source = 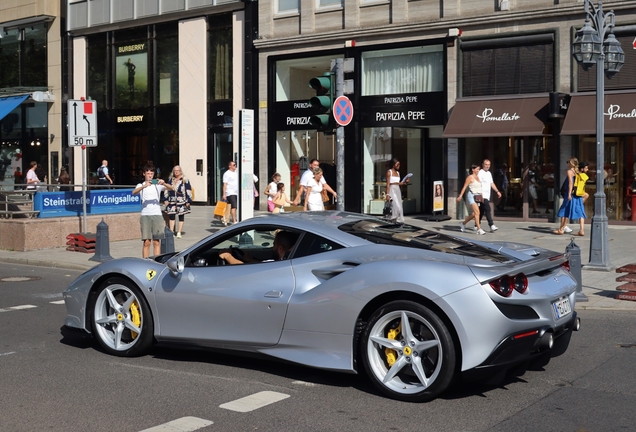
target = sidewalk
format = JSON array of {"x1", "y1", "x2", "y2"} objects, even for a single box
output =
[{"x1": 0, "y1": 206, "x2": 634, "y2": 311}]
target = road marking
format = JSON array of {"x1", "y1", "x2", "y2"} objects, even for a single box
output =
[
  {"x1": 138, "y1": 416, "x2": 213, "y2": 431},
  {"x1": 0, "y1": 305, "x2": 37, "y2": 313},
  {"x1": 292, "y1": 380, "x2": 317, "y2": 387},
  {"x1": 49, "y1": 300, "x2": 65, "y2": 305},
  {"x1": 0, "y1": 352, "x2": 16, "y2": 357},
  {"x1": 219, "y1": 391, "x2": 290, "y2": 413}
]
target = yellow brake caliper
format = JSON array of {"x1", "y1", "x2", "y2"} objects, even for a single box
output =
[
  {"x1": 130, "y1": 300, "x2": 141, "y2": 339},
  {"x1": 385, "y1": 323, "x2": 402, "y2": 366}
]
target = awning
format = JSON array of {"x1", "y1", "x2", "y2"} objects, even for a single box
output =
[
  {"x1": 442, "y1": 95, "x2": 550, "y2": 138},
  {"x1": 561, "y1": 90, "x2": 636, "y2": 135},
  {"x1": 0, "y1": 95, "x2": 29, "y2": 122}
]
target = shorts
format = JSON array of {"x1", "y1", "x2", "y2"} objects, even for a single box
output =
[
  {"x1": 465, "y1": 191, "x2": 476, "y2": 206},
  {"x1": 529, "y1": 184, "x2": 538, "y2": 200},
  {"x1": 267, "y1": 200, "x2": 275, "y2": 212},
  {"x1": 227, "y1": 195, "x2": 238, "y2": 209},
  {"x1": 140, "y1": 215, "x2": 165, "y2": 240}
]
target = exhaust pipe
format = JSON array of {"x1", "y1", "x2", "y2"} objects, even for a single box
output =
[{"x1": 539, "y1": 332, "x2": 554, "y2": 351}]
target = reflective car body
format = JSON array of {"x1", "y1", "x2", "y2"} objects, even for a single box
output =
[{"x1": 63, "y1": 211, "x2": 579, "y2": 401}]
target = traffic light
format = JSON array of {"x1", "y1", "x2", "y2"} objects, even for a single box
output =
[{"x1": 308, "y1": 72, "x2": 334, "y2": 131}]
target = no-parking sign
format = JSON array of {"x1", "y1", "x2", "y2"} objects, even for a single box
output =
[{"x1": 333, "y1": 95, "x2": 354, "y2": 126}]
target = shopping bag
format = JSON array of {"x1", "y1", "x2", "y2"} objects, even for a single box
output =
[{"x1": 214, "y1": 201, "x2": 227, "y2": 217}]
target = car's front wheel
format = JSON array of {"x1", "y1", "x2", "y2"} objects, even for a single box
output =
[
  {"x1": 361, "y1": 300, "x2": 456, "y2": 402},
  {"x1": 90, "y1": 277, "x2": 154, "y2": 357}
]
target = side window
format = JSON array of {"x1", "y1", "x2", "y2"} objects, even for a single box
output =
[
  {"x1": 188, "y1": 228, "x2": 277, "y2": 267},
  {"x1": 292, "y1": 233, "x2": 343, "y2": 259}
]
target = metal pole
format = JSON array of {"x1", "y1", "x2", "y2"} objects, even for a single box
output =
[
  {"x1": 587, "y1": 0, "x2": 612, "y2": 270},
  {"x1": 334, "y1": 58, "x2": 345, "y2": 211},
  {"x1": 82, "y1": 146, "x2": 87, "y2": 234}
]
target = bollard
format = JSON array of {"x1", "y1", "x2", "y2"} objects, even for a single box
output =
[
  {"x1": 160, "y1": 226, "x2": 175, "y2": 254},
  {"x1": 89, "y1": 218, "x2": 113, "y2": 262},
  {"x1": 565, "y1": 238, "x2": 587, "y2": 302}
]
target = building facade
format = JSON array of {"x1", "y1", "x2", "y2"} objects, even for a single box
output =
[
  {"x1": 256, "y1": 0, "x2": 636, "y2": 224},
  {"x1": 66, "y1": 0, "x2": 256, "y2": 203},
  {"x1": 0, "y1": 0, "x2": 61, "y2": 189}
]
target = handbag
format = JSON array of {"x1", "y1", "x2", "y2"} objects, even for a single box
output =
[
  {"x1": 214, "y1": 200, "x2": 228, "y2": 217},
  {"x1": 383, "y1": 200, "x2": 392, "y2": 217},
  {"x1": 321, "y1": 189, "x2": 329, "y2": 202},
  {"x1": 474, "y1": 194, "x2": 484, "y2": 203}
]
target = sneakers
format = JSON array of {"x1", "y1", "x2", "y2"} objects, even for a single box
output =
[
  {"x1": 563, "y1": 226, "x2": 573, "y2": 233},
  {"x1": 477, "y1": 229, "x2": 486, "y2": 235},
  {"x1": 490, "y1": 225, "x2": 498, "y2": 232},
  {"x1": 473, "y1": 226, "x2": 478, "y2": 231},
  {"x1": 176, "y1": 232, "x2": 182, "y2": 238},
  {"x1": 459, "y1": 222, "x2": 465, "y2": 232}
]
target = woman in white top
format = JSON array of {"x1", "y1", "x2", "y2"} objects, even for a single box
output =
[
  {"x1": 385, "y1": 158, "x2": 410, "y2": 223},
  {"x1": 264, "y1": 172, "x2": 280, "y2": 212},
  {"x1": 304, "y1": 167, "x2": 337, "y2": 211},
  {"x1": 26, "y1": 161, "x2": 40, "y2": 190},
  {"x1": 456, "y1": 164, "x2": 485, "y2": 234}
]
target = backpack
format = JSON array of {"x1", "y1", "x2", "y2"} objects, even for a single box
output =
[{"x1": 97, "y1": 166, "x2": 105, "y2": 179}]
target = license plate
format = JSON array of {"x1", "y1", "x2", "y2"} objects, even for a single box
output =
[{"x1": 552, "y1": 297, "x2": 572, "y2": 319}]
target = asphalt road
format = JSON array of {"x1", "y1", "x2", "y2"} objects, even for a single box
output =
[{"x1": 1, "y1": 263, "x2": 635, "y2": 432}]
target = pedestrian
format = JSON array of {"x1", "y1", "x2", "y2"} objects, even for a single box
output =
[
  {"x1": 495, "y1": 163, "x2": 509, "y2": 211},
  {"x1": 132, "y1": 163, "x2": 174, "y2": 258},
  {"x1": 457, "y1": 164, "x2": 485, "y2": 235},
  {"x1": 163, "y1": 165, "x2": 192, "y2": 239},
  {"x1": 385, "y1": 158, "x2": 410, "y2": 223},
  {"x1": 523, "y1": 162, "x2": 540, "y2": 213},
  {"x1": 293, "y1": 159, "x2": 323, "y2": 206},
  {"x1": 57, "y1": 167, "x2": 72, "y2": 192},
  {"x1": 265, "y1": 173, "x2": 281, "y2": 212},
  {"x1": 304, "y1": 167, "x2": 337, "y2": 211},
  {"x1": 26, "y1": 161, "x2": 40, "y2": 190},
  {"x1": 272, "y1": 182, "x2": 292, "y2": 213},
  {"x1": 222, "y1": 160, "x2": 238, "y2": 224},
  {"x1": 477, "y1": 159, "x2": 502, "y2": 232},
  {"x1": 97, "y1": 159, "x2": 113, "y2": 187},
  {"x1": 572, "y1": 161, "x2": 590, "y2": 236},
  {"x1": 554, "y1": 157, "x2": 584, "y2": 235}
]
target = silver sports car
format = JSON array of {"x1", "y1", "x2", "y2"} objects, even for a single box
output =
[{"x1": 63, "y1": 211, "x2": 580, "y2": 402}]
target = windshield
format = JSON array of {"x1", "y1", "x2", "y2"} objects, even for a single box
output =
[{"x1": 338, "y1": 220, "x2": 513, "y2": 263}]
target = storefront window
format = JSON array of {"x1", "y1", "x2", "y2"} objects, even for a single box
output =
[
  {"x1": 275, "y1": 130, "x2": 336, "y2": 203},
  {"x1": 361, "y1": 45, "x2": 443, "y2": 96},
  {"x1": 22, "y1": 24, "x2": 47, "y2": 87},
  {"x1": 362, "y1": 127, "x2": 422, "y2": 214},
  {"x1": 87, "y1": 35, "x2": 108, "y2": 109},
  {"x1": 156, "y1": 24, "x2": 179, "y2": 105},
  {"x1": 208, "y1": 16, "x2": 232, "y2": 102},
  {"x1": 464, "y1": 135, "x2": 555, "y2": 219},
  {"x1": 275, "y1": 55, "x2": 342, "y2": 102},
  {"x1": 0, "y1": 23, "x2": 47, "y2": 88}
]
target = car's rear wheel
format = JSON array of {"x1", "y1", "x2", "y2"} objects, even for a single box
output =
[
  {"x1": 90, "y1": 277, "x2": 154, "y2": 357},
  {"x1": 361, "y1": 300, "x2": 456, "y2": 402}
]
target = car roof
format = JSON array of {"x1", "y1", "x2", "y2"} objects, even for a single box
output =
[{"x1": 245, "y1": 211, "x2": 380, "y2": 246}]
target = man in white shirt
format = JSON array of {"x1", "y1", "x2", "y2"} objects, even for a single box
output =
[
  {"x1": 132, "y1": 163, "x2": 173, "y2": 258},
  {"x1": 222, "y1": 161, "x2": 239, "y2": 224},
  {"x1": 478, "y1": 159, "x2": 502, "y2": 233},
  {"x1": 292, "y1": 158, "x2": 326, "y2": 206}
]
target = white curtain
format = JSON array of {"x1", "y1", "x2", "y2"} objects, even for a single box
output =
[{"x1": 363, "y1": 52, "x2": 443, "y2": 96}]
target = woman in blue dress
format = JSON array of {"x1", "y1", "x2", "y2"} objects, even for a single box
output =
[{"x1": 554, "y1": 157, "x2": 586, "y2": 235}]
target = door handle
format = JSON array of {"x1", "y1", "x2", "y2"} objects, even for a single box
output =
[{"x1": 264, "y1": 290, "x2": 283, "y2": 298}]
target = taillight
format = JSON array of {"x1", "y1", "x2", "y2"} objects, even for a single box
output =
[
  {"x1": 562, "y1": 261, "x2": 571, "y2": 272},
  {"x1": 489, "y1": 273, "x2": 528, "y2": 297}
]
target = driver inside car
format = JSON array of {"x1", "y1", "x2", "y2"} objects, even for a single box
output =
[{"x1": 219, "y1": 230, "x2": 298, "y2": 265}]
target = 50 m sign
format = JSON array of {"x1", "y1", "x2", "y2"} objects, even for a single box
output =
[{"x1": 68, "y1": 100, "x2": 98, "y2": 147}]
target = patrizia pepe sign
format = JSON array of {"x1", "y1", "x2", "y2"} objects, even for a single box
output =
[
  {"x1": 476, "y1": 108, "x2": 520, "y2": 123},
  {"x1": 605, "y1": 104, "x2": 636, "y2": 120}
]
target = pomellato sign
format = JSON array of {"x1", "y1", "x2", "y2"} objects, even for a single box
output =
[
  {"x1": 605, "y1": 104, "x2": 636, "y2": 120},
  {"x1": 476, "y1": 108, "x2": 520, "y2": 123}
]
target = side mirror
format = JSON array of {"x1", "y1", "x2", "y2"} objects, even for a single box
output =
[{"x1": 166, "y1": 255, "x2": 184, "y2": 276}]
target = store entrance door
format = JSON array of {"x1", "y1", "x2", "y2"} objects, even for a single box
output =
[
  {"x1": 113, "y1": 132, "x2": 148, "y2": 186},
  {"x1": 208, "y1": 131, "x2": 233, "y2": 204}
]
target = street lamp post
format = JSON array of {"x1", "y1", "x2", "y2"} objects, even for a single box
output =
[{"x1": 571, "y1": 0, "x2": 625, "y2": 270}]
